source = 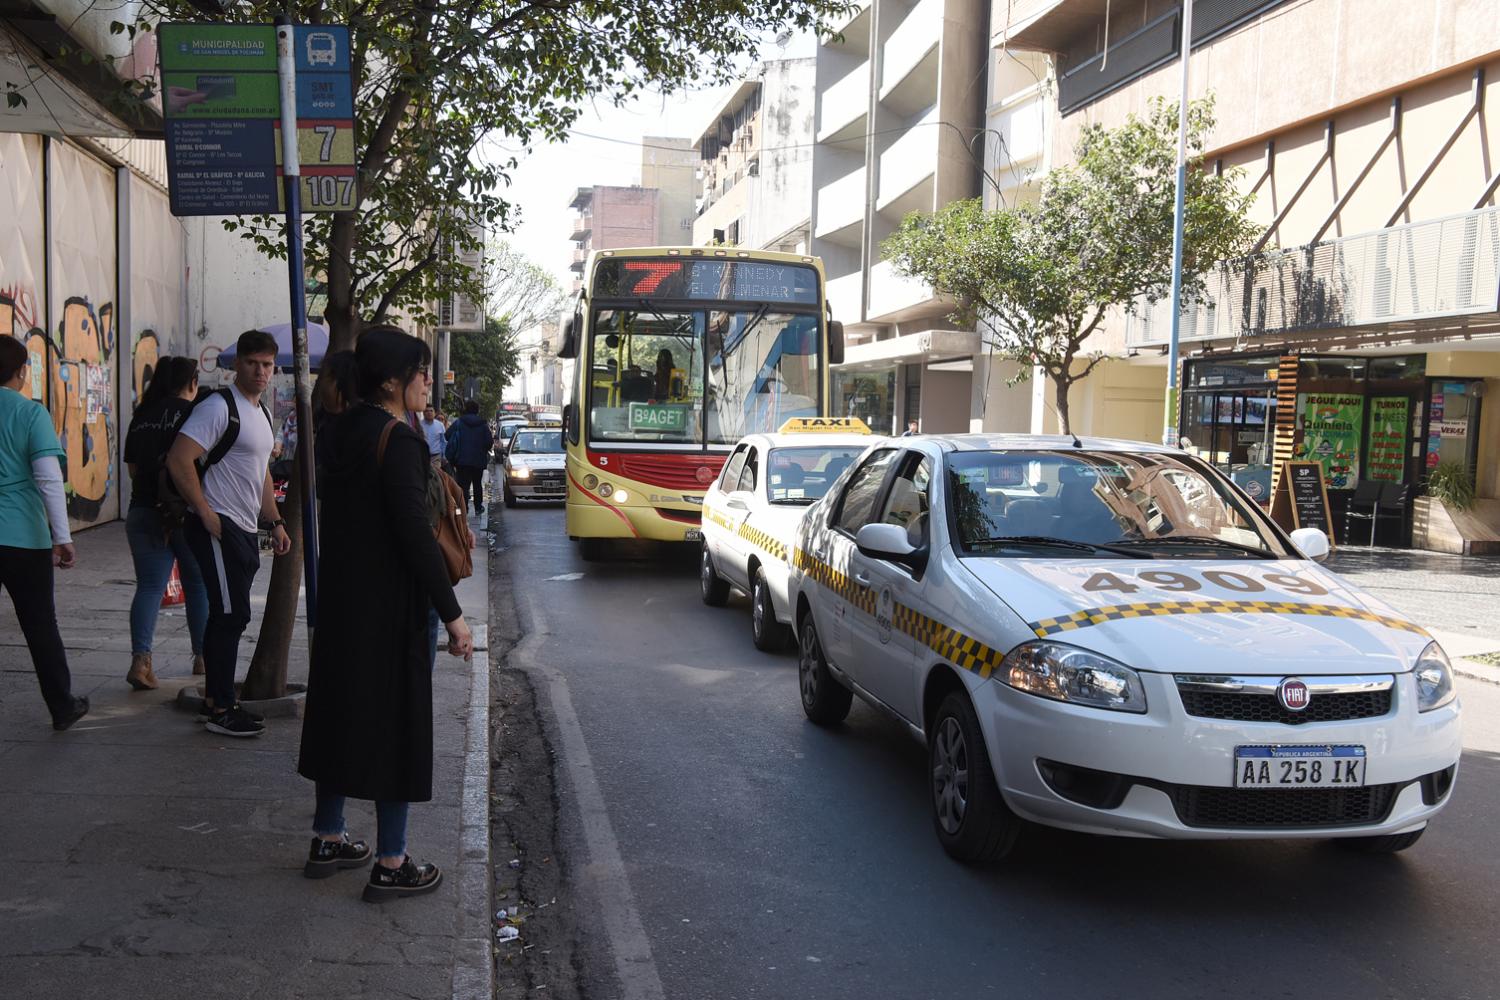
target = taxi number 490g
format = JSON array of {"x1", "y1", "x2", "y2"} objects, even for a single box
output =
[
  {"x1": 1234, "y1": 745, "x2": 1366, "y2": 788},
  {"x1": 1082, "y1": 570, "x2": 1330, "y2": 596}
]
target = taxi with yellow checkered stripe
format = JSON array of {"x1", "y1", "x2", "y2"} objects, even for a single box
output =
[
  {"x1": 787, "y1": 434, "x2": 1461, "y2": 862},
  {"x1": 700, "y1": 418, "x2": 880, "y2": 651}
]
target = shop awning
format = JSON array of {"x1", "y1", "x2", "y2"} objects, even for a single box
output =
[{"x1": 836, "y1": 329, "x2": 979, "y2": 371}]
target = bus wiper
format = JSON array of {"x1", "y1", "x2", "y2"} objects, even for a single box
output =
[
  {"x1": 1111, "y1": 535, "x2": 1275, "y2": 558},
  {"x1": 637, "y1": 300, "x2": 690, "y2": 335},
  {"x1": 971, "y1": 535, "x2": 1147, "y2": 558},
  {"x1": 729, "y1": 303, "x2": 771, "y2": 355}
]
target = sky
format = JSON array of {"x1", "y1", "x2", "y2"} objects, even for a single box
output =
[{"x1": 480, "y1": 31, "x2": 817, "y2": 292}]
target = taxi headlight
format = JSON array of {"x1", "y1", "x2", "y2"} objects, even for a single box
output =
[
  {"x1": 1414, "y1": 642, "x2": 1456, "y2": 712},
  {"x1": 512, "y1": 467, "x2": 532, "y2": 479},
  {"x1": 1001, "y1": 641, "x2": 1147, "y2": 714}
]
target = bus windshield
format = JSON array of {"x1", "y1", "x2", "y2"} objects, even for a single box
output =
[{"x1": 587, "y1": 306, "x2": 820, "y2": 447}]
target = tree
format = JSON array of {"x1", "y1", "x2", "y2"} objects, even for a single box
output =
[
  {"x1": 488, "y1": 241, "x2": 570, "y2": 334},
  {"x1": 117, "y1": 1, "x2": 850, "y2": 351},
  {"x1": 448, "y1": 315, "x2": 522, "y2": 417},
  {"x1": 884, "y1": 97, "x2": 1260, "y2": 433}
]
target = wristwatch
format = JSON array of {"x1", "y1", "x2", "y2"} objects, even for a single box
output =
[{"x1": 265, "y1": 518, "x2": 286, "y2": 530}]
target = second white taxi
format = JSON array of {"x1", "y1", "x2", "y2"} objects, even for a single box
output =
[
  {"x1": 787, "y1": 434, "x2": 1462, "y2": 862},
  {"x1": 700, "y1": 418, "x2": 879, "y2": 651},
  {"x1": 501, "y1": 425, "x2": 566, "y2": 506}
]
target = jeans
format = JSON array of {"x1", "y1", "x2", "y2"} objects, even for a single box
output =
[
  {"x1": 183, "y1": 514, "x2": 262, "y2": 709},
  {"x1": 455, "y1": 464, "x2": 486, "y2": 513},
  {"x1": 313, "y1": 783, "x2": 409, "y2": 859},
  {"x1": 126, "y1": 506, "x2": 208, "y2": 656},
  {"x1": 0, "y1": 545, "x2": 77, "y2": 721}
]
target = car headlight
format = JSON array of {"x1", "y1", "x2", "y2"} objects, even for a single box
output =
[
  {"x1": 1414, "y1": 641, "x2": 1456, "y2": 712},
  {"x1": 1001, "y1": 641, "x2": 1148, "y2": 713},
  {"x1": 512, "y1": 467, "x2": 532, "y2": 479}
]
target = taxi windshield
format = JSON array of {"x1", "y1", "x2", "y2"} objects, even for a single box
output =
[
  {"x1": 511, "y1": 430, "x2": 562, "y2": 454},
  {"x1": 946, "y1": 450, "x2": 1288, "y2": 558},
  {"x1": 766, "y1": 446, "x2": 865, "y2": 505}
]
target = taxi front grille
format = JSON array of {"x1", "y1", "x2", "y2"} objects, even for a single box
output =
[
  {"x1": 1168, "y1": 783, "x2": 1401, "y2": 829},
  {"x1": 1177, "y1": 688, "x2": 1393, "y2": 726}
]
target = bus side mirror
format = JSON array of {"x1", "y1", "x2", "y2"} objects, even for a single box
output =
[
  {"x1": 558, "y1": 317, "x2": 578, "y2": 360},
  {"x1": 828, "y1": 320, "x2": 845, "y2": 366},
  {"x1": 562, "y1": 403, "x2": 576, "y2": 443}
]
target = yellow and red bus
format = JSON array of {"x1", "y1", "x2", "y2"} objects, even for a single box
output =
[{"x1": 558, "y1": 247, "x2": 845, "y2": 559}]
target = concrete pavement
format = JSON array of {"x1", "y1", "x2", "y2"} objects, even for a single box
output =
[{"x1": 0, "y1": 515, "x2": 493, "y2": 1000}]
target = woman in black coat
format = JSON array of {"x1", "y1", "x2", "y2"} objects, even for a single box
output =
[{"x1": 297, "y1": 326, "x2": 474, "y2": 903}]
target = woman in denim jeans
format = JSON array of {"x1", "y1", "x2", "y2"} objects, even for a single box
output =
[{"x1": 123, "y1": 357, "x2": 208, "y2": 690}]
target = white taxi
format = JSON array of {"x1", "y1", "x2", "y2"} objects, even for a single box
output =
[
  {"x1": 787, "y1": 434, "x2": 1461, "y2": 862},
  {"x1": 501, "y1": 425, "x2": 566, "y2": 506},
  {"x1": 700, "y1": 418, "x2": 880, "y2": 651}
]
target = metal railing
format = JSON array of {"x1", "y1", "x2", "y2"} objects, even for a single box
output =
[{"x1": 1126, "y1": 205, "x2": 1500, "y2": 346}]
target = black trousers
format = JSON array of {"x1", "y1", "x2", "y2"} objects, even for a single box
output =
[
  {"x1": 455, "y1": 464, "x2": 486, "y2": 513},
  {"x1": 183, "y1": 515, "x2": 262, "y2": 709},
  {"x1": 0, "y1": 545, "x2": 76, "y2": 721}
]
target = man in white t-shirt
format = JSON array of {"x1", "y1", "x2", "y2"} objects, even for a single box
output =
[{"x1": 167, "y1": 330, "x2": 291, "y2": 738}]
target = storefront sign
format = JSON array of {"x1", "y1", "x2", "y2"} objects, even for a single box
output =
[
  {"x1": 1295, "y1": 393, "x2": 1363, "y2": 489},
  {"x1": 1271, "y1": 461, "x2": 1334, "y2": 546},
  {"x1": 159, "y1": 23, "x2": 356, "y2": 216},
  {"x1": 1367, "y1": 396, "x2": 1409, "y2": 483},
  {"x1": 1434, "y1": 420, "x2": 1468, "y2": 438}
]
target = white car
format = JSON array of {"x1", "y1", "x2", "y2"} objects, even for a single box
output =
[
  {"x1": 501, "y1": 425, "x2": 566, "y2": 506},
  {"x1": 700, "y1": 419, "x2": 879, "y2": 651},
  {"x1": 787, "y1": 434, "x2": 1461, "y2": 862}
]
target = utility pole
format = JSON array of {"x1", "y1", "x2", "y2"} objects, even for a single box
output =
[{"x1": 1163, "y1": 0, "x2": 1194, "y2": 448}]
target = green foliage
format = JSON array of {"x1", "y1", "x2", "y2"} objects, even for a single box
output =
[
  {"x1": 1426, "y1": 460, "x2": 1476, "y2": 511},
  {"x1": 884, "y1": 97, "x2": 1260, "y2": 431},
  {"x1": 446, "y1": 314, "x2": 521, "y2": 418},
  {"x1": 120, "y1": 0, "x2": 852, "y2": 347}
]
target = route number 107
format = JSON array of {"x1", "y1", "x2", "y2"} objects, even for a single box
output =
[{"x1": 302, "y1": 174, "x2": 357, "y2": 211}]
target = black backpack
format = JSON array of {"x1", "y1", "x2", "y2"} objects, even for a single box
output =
[{"x1": 157, "y1": 387, "x2": 273, "y2": 532}]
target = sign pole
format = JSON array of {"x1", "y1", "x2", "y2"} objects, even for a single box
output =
[
  {"x1": 275, "y1": 15, "x2": 320, "y2": 633},
  {"x1": 1162, "y1": 0, "x2": 1193, "y2": 448}
]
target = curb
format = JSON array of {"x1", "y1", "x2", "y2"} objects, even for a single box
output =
[
  {"x1": 1455, "y1": 659, "x2": 1500, "y2": 687},
  {"x1": 173, "y1": 683, "x2": 307, "y2": 718}
]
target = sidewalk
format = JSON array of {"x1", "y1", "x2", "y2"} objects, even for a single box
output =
[{"x1": 0, "y1": 515, "x2": 492, "y2": 1000}]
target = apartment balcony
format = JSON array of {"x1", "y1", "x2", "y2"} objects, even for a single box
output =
[
  {"x1": 876, "y1": 108, "x2": 937, "y2": 217},
  {"x1": 879, "y1": 0, "x2": 940, "y2": 118},
  {"x1": 1125, "y1": 206, "x2": 1500, "y2": 346},
  {"x1": 569, "y1": 212, "x2": 592, "y2": 241},
  {"x1": 814, "y1": 166, "x2": 867, "y2": 246},
  {"x1": 867, "y1": 258, "x2": 948, "y2": 324},
  {"x1": 826, "y1": 270, "x2": 865, "y2": 326},
  {"x1": 568, "y1": 247, "x2": 588, "y2": 273},
  {"x1": 827, "y1": 0, "x2": 873, "y2": 42},
  {"x1": 818, "y1": 60, "x2": 870, "y2": 147}
]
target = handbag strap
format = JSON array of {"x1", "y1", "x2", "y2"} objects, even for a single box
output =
[{"x1": 375, "y1": 418, "x2": 400, "y2": 468}]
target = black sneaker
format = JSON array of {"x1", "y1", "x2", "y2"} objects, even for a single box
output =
[
  {"x1": 303, "y1": 834, "x2": 372, "y2": 879},
  {"x1": 198, "y1": 702, "x2": 264, "y2": 724},
  {"x1": 52, "y1": 696, "x2": 90, "y2": 732},
  {"x1": 362, "y1": 856, "x2": 443, "y2": 903},
  {"x1": 204, "y1": 705, "x2": 265, "y2": 738}
]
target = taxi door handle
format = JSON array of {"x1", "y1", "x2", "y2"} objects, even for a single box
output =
[{"x1": 853, "y1": 572, "x2": 872, "y2": 587}]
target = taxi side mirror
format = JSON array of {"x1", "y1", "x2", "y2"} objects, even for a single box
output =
[
  {"x1": 725, "y1": 493, "x2": 751, "y2": 512},
  {"x1": 855, "y1": 522, "x2": 926, "y2": 572},
  {"x1": 1289, "y1": 527, "x2": 1330, "y2": 563}
]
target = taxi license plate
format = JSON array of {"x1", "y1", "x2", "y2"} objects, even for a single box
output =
[
  {"x1": 684, "y1": 529, "x2": 703, "y2": 541},
  {"x1": 1233, "y1": 745, "x2": 1366, "y2": 789}
]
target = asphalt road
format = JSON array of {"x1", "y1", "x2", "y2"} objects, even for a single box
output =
[{"x1": 496, "y1": 503, "x2": 1500, "y2": 1000}]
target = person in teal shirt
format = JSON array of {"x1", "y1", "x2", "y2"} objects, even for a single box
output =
[{"x1": 0, "y1": 336, "x2": 89, "y2": 730}]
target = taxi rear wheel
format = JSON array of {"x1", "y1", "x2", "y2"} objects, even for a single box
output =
[
  {"x1": 930, "y1": 692, "x2": 1020, "y2": 863},
  {"x1": 1335, "y1": 828, "x2": 1425, "y2": 853},
  {"x1": 798, "y1": 617, "x2": 852, "y2": 725},
  {"x1": 700, "y1": 544, "x2": 730, "y2": 607},
  {"x1": 751, "y1": 568, "x2": 791, "y2": 652},
  {"x1": 503, "y1": 482, "x2": 518, "y2": 508}
]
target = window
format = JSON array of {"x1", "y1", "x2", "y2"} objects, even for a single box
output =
[
  {"x1": 737, "y1": 446, "x2": 759, "y2": 493},
  {"x1": 588, "y1": 308, "x2": 705, "y2": 445},
  {"x1": 511, "y1": 430, "x2": 562, "y2": 454},
  {"x1": 705, "y1": 310, "x2": 821, "y2": 444},
  {"x1": 833, "y1": 449, "x2": 898, "y2": 535},
  {"x1": 878, "y1": 453, "x2": 933, "y2": 546},
  {"x1": 720, "y1": 445, "x2": 748, "y2": 490}
]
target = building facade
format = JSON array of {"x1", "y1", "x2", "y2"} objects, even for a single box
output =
[
  {"x1": 693, "y1": 58, "x2": 817, "y2": 253},
  {"x1": 1002, "y1": 0, "x2": 1500, "y2": 546},
  {"x1": 568, "y1": 139, "x2": 698, "y2": 291}
]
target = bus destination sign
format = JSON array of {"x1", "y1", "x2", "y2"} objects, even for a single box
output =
[{"x1": 594, "y1": 258, "x2": 818, "y2": 305}]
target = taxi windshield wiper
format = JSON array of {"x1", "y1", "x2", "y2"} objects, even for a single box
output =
[
  {"x1": 969, "y1": 535, "x2": 1146, "y2": 558},
  {"x1": 770, "y1": 495, "x2": 818, "y2": 506},
  {"x1": 1111, "y1": 535, "x2": 1275, "y2": 558}
]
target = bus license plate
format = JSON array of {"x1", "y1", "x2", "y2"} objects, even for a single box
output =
[
  {"x1": 1234, "y1": 745, "x2": 1365, "y2": 789},
  {"x1": 684, "y1": 530, "x2": 703, "y2": 542}
]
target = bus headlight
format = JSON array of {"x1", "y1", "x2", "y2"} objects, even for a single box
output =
[
  {"x1": 614, "y1": 490, "x2": 629, "y2": 503},
  {"x1": 598, "y1": 483, "x2": 613, "y2": 498},
  {"x1": 583, "y1": 473, "x2": 598, "y2": 490}
]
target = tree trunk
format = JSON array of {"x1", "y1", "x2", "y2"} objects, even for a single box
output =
[
  {"x1": 241, "y1": 464, "x2": 304, "y2": 701},
  {"x1": 326, "y1": 212, "x2": 360, "y2": 353},
  {"x1": 1053, "y1": 374, "x2": 1072, "y2": 435}
]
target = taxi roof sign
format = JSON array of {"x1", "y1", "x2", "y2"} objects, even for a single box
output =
[{"x1": 777, "y1": 417, "x2": 870, "y2": 435}]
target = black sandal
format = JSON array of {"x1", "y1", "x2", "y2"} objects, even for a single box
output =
[
  {"x1": 362, "y1": 856, "x2": 443, "y2": 902},
  {"x1": 303, "y1": 834, "x2": 372, "y2": 879}
]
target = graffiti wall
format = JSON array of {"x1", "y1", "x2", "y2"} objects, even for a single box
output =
[
  {"x1": 0, "y1": 133, "x2": 49, "y2": 409},
  {"x1": 130, "y1": 181, "x2": 186, "y2": 402}
]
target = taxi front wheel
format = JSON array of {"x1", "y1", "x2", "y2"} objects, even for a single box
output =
[
  {"x1": 930, "y1": 692, "x2": 1021, "y2": 863},
  {"x1": 700, "y1": 544, "x2": 730, "y2": 607},
  {"x1": 798, "y1": 617, "x2": 852, "y2": 725},
  {"x1": 752, "y1": 568, "x2": 791, "y2": 652}
]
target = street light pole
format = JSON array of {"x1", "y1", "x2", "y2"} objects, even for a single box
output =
[{"x1": 1163, "y1": 0, "x2": 1194, "y2": 447}]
